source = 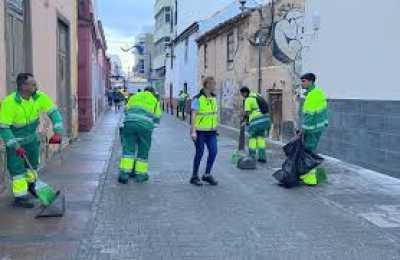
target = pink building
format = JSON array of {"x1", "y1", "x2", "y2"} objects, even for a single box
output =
[{"x1": 78, "y1": 0, "x2": 110, "y2": 132}]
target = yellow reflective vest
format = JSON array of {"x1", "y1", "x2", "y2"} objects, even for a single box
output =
[{"x1": 194, "y1": 93, "x2": 218, "y2": 131}]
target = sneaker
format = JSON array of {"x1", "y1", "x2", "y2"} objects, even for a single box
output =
[
  {"x1": 202, "y1": 174, "x2": 218, "y2": 186},
  {"x1": 135, "y1": 174, "x2": 149, "y2": 183},
  {"x1": 14, "y1": 197, "x2": 35, "y2": 209},
  {"x1": 258, "y1": 159, "x2": 267, "y2": 164},
  {"x1": 190, "y1": 176, "x2": 203, "y2": 186}
]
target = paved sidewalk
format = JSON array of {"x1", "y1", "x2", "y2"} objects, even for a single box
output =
[
  {"x1": 0, "y1": 112, "x2": 120, "y2": 260},
  {"x1": 76, "y1": 115, "x2": 400, "y2": 260}
]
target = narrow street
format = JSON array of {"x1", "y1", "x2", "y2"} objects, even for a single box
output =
[
  {"x1": 70, "y1": 114, "x2": 400, "y2": 259},
  {"x1": 1, "y1": 113, "x2": 400, "y2": 259}
]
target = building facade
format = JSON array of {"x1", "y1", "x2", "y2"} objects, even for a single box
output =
[
  {"x1": 164, "y1": 0, "x2": 245, "y2": 111},
  {"x1": 133, "y1": 33, "x2": 154, "y2": 81},
  {"x1": 78, "y1": 0, "x2": 110, "y2": 132},
  {"x1": 153, "y1": 0, "x2": 176, "y2": 96},
  {"x1": 197, "y1": 0, "x2": 304, "y2": 139},
  {"x1": 0, "y1": 0, "x2": 79, "y2": 194},
  {"x1": 302, "y1": 0, "x2": 400, "y2": 177}
]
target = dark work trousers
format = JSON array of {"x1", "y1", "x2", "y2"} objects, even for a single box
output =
[{"x1": 192, "y1": 131, "x2": 218, "y2": 177}]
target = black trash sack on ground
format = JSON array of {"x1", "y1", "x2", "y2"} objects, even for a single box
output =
[{"x1": 273, "y1": 136, "x2": 324, "y2": 188}]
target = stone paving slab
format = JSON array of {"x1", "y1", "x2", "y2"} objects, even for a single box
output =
[
  {"x1": 0, "y1": 112, "x2": 120, "y2": 260},
  {"x1": 76, "y1": 115, "x2": 400, "y2": 260}
]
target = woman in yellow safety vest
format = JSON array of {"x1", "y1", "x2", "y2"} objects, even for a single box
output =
[{"x1": 190, "y1": 77, "x2": 219, "y2": 186}]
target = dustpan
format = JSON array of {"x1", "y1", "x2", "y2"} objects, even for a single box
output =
[{"x1": 22, "y1": 154, "x2": 66, "y2": 218}]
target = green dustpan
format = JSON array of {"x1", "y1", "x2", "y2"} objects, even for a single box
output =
[{"x1": 23, "y1": 154, "x2": 66, "y2": 218}]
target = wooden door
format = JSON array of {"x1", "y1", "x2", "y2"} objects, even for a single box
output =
[
  {"x1": 268, "y1": 90, "x2": 283, "y2": 140},
  {"x1": 57, "y1": 20, "x2": 72, "y2": 137}
]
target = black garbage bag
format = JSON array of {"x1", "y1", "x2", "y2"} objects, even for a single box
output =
[
  {"x1": 273, "y1": 135, "x2": 324, "y2": 188},
  {"x1": 297, "y1": 150, "x2": 324, "y2": 175}
]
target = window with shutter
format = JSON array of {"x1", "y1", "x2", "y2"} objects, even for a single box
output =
[{"x1": 5, "y1": 0, "x2": 27, "y2": 92}]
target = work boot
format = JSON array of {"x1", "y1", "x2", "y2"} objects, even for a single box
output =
[
  {"x1": 202, "y1": 174, "x2": 218, "y2": 186},
  {"x1": 129, "y1": 171, "x2": 136, "y2": 178},
  {"x1": 118, "y1": 172, "x2": 129, "y2": 184},
  {"x1": 258, "y1": 158, "x2": 267, "y2": 164},
  {"x1": 135, "y1": 174, "x2": 149, "y2": 183},
  {"x1": 14, "y1": 196, "x2": 35, "y2": 209},
  {"x1": 190, "y1": 176, "x2": 203, "y2": 186}
]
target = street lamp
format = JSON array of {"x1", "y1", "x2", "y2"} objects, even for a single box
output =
[
  {"x1": 241, "y1": 0, "x2": 275, "y2": 93},
  {"x1": 121, "y1": 44, "x2": 153, "y2": 86}
]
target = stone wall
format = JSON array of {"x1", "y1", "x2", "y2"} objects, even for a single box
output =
[{"x1": 319, "y1": 100, "x2": 400, "y2": 178}]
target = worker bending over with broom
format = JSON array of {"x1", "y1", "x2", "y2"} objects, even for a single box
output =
[
  {"x1": 119, "y1": 87, "x2": 161, "y2": 184},
  {"x1": 0, "y1": 73, "x2": 63, "y2": 209}
]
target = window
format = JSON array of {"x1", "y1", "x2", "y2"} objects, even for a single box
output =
[
  {"x1": 138, "y1": 59, "x2": 145, "y2": 74},
  {"x1": 164, "y1": 37, "x2": 170, "y2": 51},
  {"x1": 184, "y1": 38, "x2": 189, "y2": 63},
  {"x1": 155, "y1": 11, "x2": 164, "y2": 29},
  {"x1": 204, "y1": 44, "x2": 208, "y2": 69},
  {"x1": 174, "y1": 5, "x2": 178, "y2": 26},
  {"x1": 165, "y1": 7, "x2": 171, "y2": 23},
  {"x1": 184, "y1": 82, "x2": 188, "y2": 93},
  {"x1": 155, "y1": 7, "x2": 171, "y2": 29},
  {"x1": 227, "y1": 31, "x2": 235, "y2": 64}
]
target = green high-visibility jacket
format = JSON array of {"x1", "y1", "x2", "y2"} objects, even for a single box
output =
[
  {"x1": 244, "y1": 92, "x2": 270, "y2": 123},
  {"x1": 125, "y1": 91, "x2": 161, "y2": 128},
  {"x1": 178, "y1": 93, "x2": 188, "y2": 103},
  {"x1": 302, "y1": 86, "x2": 328, "y2": 133},
  {"x1": 0, "y1": 91, "x2": 63, "y2": 148}
]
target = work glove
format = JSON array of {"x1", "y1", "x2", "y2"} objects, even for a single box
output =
[
  {"x1": 49, "y1": 133, "x2": 62, "y2": 144},
  {"x1": 16, "y1": 147, "x2": 26, "y2": 158}
]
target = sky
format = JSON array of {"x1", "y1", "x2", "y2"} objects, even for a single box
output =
[{"x1": 98, "y1": 0, "x2": 154, "y2": 73}]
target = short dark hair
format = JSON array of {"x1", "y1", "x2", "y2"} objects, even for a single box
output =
[
  {"x1": 240, "y1": 86, "x2": 250, "y2": 95},
  {"x1": 301, "y1": 73, "x2": 316, "y2": 83},
  {"x1": 144, "y1": 86, "x2": 155, "y2": 93},
  {"x1": 16, "y1": 73, "x2": 34, "y2": 89}
]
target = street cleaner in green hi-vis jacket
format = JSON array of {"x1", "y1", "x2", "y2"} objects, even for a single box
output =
[
  {"x1": 119, "y1": 87, "x2": 161, "y2": 184},
  {"x1": 0, "y1": 73, "x2": 64, "y2": 209},
  {"x1": 240, "y1": 87, "x2": 271, "y2": 163},
  {"x1": 299, "y1": 73, "x2": 329, "y2": 186}
]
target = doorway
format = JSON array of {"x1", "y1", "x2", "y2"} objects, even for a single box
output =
[
  {"x1": 57, "y1": 19, "x2": 72, "y2": 138},
  {"x1": 267, "y1": 89, "x2": 283, "y2": 140}
]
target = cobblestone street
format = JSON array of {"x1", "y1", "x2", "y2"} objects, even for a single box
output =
[
  {"x1": 73, "y1": 114, "x2": 400, "y2": 260},
  {"x1": 1, "y1": 112, "x2": 400, "y2": 259}
]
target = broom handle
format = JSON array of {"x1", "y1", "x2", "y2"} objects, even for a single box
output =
[
  {"x1": 239, "y1": 124, "x2": 246, "y2": 151},
  {"x1": 22, "y1": 153, "x2": 35, "y2": 172}
]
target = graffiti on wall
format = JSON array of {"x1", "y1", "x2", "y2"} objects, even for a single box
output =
[
  {"x1": 220, "y1": 79, "x2": 242, "y2": 127},
  {"x1": 273, "y1": 7, "x2": 304, "y2": 77},
  {"x1": 221, "y1": 79, "x2": 240, "y2": 109}
]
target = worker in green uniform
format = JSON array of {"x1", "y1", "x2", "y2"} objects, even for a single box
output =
[
  {"x1": 240, "y1": 87, "x2": 271, "y2": 163},
  {"x1": 119, "y1": 87, "x2": 161, "y2": 184},
  {"x1": 0, "y1": 73, "x2": 63, "y2": 208},
  {"x1": 299, "y1": 73, "x2": 328, "y2": 185},
  {"x1": 178, "y1": 90, "x2": 188, "y2": 119}
]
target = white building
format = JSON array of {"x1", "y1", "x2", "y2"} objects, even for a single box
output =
[
  {"x1": 165, "y1": 0, "x2": 260, "y2": 100},
  {"x1": 109, "y1": 55, "x2": 122, "y2": 76},
  {"x1": 133, "y1": 33, "x2": 154, "y2": 81},
  {"x1": 302, "y1": 0, "x2": 400, "y2": 177},
  {"x1": 153, "y1": 0, "x2": 175, "y2": 95}
]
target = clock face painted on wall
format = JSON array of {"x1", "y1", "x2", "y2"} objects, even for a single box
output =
[{"x1": 273, "y1": 9, "x2": 304, "y2": 74}]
